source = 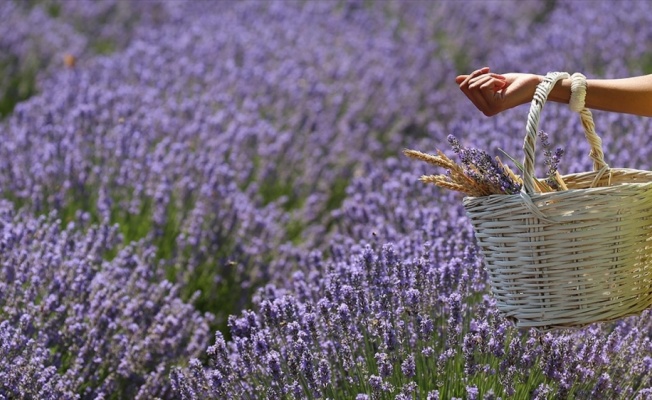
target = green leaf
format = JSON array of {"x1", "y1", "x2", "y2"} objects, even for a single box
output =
[{"x1": 498, "y1": 148, "x2": 524, "y2": 173}]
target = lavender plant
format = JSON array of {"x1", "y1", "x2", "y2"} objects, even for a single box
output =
[
  {"x1": 447, "y1": 135, "x2": 523, "y2": 195},
  {"x1": 171, "y1": 233, "x2": 652, "y2": 399},
  {"x1": 0, "y1": 202, "x2": 211, "y2": 399},
  {"x1": 538, "y1": 131, "x2": 566, "y2": 190}
]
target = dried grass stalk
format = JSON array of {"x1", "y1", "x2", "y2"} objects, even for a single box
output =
[{"x1": 405, "y1": 148, "x2": 530, "y2": 197}]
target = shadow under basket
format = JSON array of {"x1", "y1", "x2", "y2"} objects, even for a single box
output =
[{"x1": 463, "y1": 72, "x2": 652, "y2": 331}]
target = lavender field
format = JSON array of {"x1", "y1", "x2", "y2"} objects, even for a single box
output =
[{"x1": 3, "y1": 0, "x2": 652, "y2": 399}]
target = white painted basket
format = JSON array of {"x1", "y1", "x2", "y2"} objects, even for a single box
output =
[{"x1": 463, "y1": 72, "x2": 652, "y2": 330}]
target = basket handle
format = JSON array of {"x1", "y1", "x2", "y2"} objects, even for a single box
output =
[{"x1": 522, "y1": 72, "x2": 608, "y2": 194}]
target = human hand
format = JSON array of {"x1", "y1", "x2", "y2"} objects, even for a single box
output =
[{"x1": 455, "y1": 67, "x2": 541, "y2": 116}]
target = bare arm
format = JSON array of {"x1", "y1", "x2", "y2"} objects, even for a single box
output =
[
  {"x1": 456, "y1": 67, "x2": 652, "y2": 117},
  {"x1": 550, "y1": 75, "x2": 652, "y2": 117}
]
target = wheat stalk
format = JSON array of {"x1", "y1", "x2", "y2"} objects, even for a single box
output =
[{"x1": 405, "y1": 148, "x2": 561, "y2": 197}]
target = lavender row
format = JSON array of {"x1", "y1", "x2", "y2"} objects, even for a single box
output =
[
  {"x1": 1, "y1": 0, "x2": 463, "y2": 327},
  {"x1": 0, "y1": 202, "x2": 211, "y2": 399},
  {"x1": 172, "y1": 225, "x2": 652, "y2": 399}
]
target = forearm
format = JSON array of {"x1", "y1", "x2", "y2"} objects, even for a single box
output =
[{"x1": 545, "y1": 74, "x2": 652, "y2": 117}]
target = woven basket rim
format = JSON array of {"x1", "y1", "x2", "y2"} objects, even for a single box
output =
[{"x1": 463, "y1": 167, "x2": 652, "y2": 201}]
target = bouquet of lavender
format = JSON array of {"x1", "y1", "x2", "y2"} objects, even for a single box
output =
[{"x1": 405, "y1": 133, "x2": 566, "y2": 197}]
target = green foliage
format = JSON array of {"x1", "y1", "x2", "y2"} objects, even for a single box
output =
[
  {"x1": 46, "y1": 2, "x2": 60, "y2": 18},
  {"x1": 641, "y1": 53, "x2": 652, "y2": 75},
  {"x1": 91, "y1": 39, "x2": 117, "y2": 55},
  {"x1": 0, "y1": 58, "x2": 38, "y2": 120},
  {"x1": 325, "y1": 175, "x2": 350, "y2": 212},
  {"x1": 260, "y1": 178, "x2": 303, "y2": 210}
]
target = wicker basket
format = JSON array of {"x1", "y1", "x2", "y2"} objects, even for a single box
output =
[{"x1": 463, "y1": 72, "x2": 652, "y2": 330}]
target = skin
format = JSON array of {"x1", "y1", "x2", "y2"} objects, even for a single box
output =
[{"x1": 456, "y1": 67, "x2": 652, "y2": 118}]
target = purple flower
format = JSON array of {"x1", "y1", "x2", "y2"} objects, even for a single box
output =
[
  {"x1": 401, "y1": 354, "x2": 416, "y2": 378},
  {"x1": 317, "y1": 359, "x2": 331, "y2": 387},
  {"x1": 427, "y1": 390, "x2": 440, "y2": 400},
  {"x1": 375, "y1": 352, "x2": 393, "y2": 378},
  {"x1": 266, "y1": 350, "x2": 283, "y2": 382},
  {"x1": 466, "y1": 385, "x2": 479, "y2": 400},
  {"x1": 368, "y1": 375, "x2": 382, "y2": 392},
  {"x1": 447, "y1": 134, "x2": 522, "y2": 194},
  {"x1": 590, "y1": 372, "x2": 612, "y2": 399},
  {"x1": 338, "y1": 303, "x2": 351, "y2": 326},
  {"x1": 483, "y1": 389, "x2": 496, "y2": 400},
  {"x1": 539, "y1": 130, "x2": 565, "y2": 189}
]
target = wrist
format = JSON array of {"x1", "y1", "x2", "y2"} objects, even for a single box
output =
[
  {"x1": 520, "y1": 74, "x2": 546, "y2": 107},
  {"x1": 548, "y1": 76, "x2": 572, "y2": 104}
]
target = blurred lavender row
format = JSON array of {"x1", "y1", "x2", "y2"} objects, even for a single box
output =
[
  {"x1": 0, "y1": 0, "x2": 172, "y2": 118},
  {"x1": 2, "y1": 0, "x2": 652, "y2": 398}
]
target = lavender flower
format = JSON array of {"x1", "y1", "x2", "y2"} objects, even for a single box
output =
[
  {"x1": 447, "y1": 135, "x2": 522, "y2": 195},
  {"x1": 466, "y1": 385, "x2": 479, "y2": 400},
  {"x1": 401, "y1": 354, "x2": 416, "y2": 378},
  {"x1": 539, "y1": 130, "x2": 566, "y2": 189},
  {"x1": 427, "y1": 390, "x2": 440, "y2": 400}
]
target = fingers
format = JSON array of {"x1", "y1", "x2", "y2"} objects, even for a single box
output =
[
  {"x1": 456, "y1": 67, "x2": 507, "y2": 116},
  {"x1": 456, "y1": 67, "x2": 507, "y2": 90},
  {"x1": 457, "y1": 68, "x2": 493, "y2": 113},
  {"x1": 468, "y1": 74, "x2": 506, "y2": 91},
  {"x1": 455, "y1": 68, "x2": 487, "y2": 84},
  {"x1": 457, "y1": 67, "x2": 490, "y2": 86}
]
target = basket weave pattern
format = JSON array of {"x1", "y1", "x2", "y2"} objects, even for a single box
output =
[{"x1": 463, "y1": 72, "x2": 652, "y2": 330}]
